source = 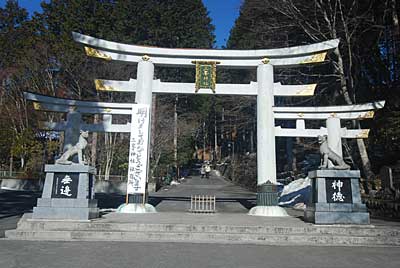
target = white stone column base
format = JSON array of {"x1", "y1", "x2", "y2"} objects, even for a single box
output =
[
  {"x1": 248, "y1": 206, "x2": 289, "y2": 217},
  {"x1": 116, "y1": 203, "x2": 157, "y2": 214}
]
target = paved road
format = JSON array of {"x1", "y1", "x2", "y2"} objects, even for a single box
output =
[
  {"x1": 151, "y1": 173, "x2": 256, "y2": 212},
  {"x1": 153, "y1": 173, "x2": 255, "y2": 198},
  {"x1": 0, "y1": 174, "x2": 258, "y2": 236},
  {"x1": 0, "y1": 240, "x2": 399, "y2": 268},
  {"x1": 1, "y1": 176, "x2": 400, "y2": 267},
  {"x1": 0, "y1": 190, "x2": 41, "y2": 237}
]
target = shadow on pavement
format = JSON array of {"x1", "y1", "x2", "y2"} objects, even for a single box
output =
[
  {"x1": 94, "y1": 193, "x2": 257, "y2": 210},
  {"x1": 0, "y1": 190, "x2": 41, "y2": 219}
]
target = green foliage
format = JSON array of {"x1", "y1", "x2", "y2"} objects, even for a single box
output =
[
  {"x1": 111, "y1": 138, "x2": 130, "y2": 176},
  {"x1": 0, "y1": 0, "x2": 31, "y2": 68},
  {"x1": 10, "y1": 128, "x2": 43, "y2": 173},
  {"x1": 0, "y1": 122, "x2": 13, "y2": 166}
]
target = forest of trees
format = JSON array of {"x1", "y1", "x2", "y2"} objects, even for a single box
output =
[
  {"x1": 225, "y1": 0, "x2": 400, "y2": 189},
  {"x1": 0, "y1": 0, "x2": 399, "y2": 190}
]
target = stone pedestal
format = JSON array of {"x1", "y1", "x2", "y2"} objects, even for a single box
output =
[
  {"x1": 32, "y1": 164, "x2": 99, "y2": 220},
  {"x1": 117, "y1": 192, "x2": 157, "y2": 214},
  {"x1": 304, "y1": 170, "x2": 369, "y2": 224}
]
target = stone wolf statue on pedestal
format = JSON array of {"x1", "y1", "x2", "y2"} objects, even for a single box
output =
[
  {"x1": 56, "y1": 130, "x2": 89, "y2": 165},
  {"x1": 318, "y1": 135, "x2": 350, "y2": 170}
]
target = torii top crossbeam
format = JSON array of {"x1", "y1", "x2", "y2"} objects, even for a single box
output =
[{"x1": 72, "y1": 32, "x2": 339, "y2": 68}]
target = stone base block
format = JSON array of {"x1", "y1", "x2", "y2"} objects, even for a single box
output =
[
  {"x1": 37, "y1": 198, "x2": 98, "y2": 208},
  {"x1": 305, "y1": 210, "x2": 370, "y2": 225},
  {"x1": 32, "y1": 206, "x2": 99, "y2": 220},
  {"x1": 32, "y1": 164, "x2": 99, "y2": 221},
  {"x1": 305, "y1": 169, "x2": 370, "y2": 225},
  {"x1": 307, "y1": 203, "x2": 367, "y2": 212},
  {"x1": 116, "y1": 203, "x2": 157, "y2": 214},
  {"x1": 248, "y1": 206, "x2": 289, "y2": 217}
]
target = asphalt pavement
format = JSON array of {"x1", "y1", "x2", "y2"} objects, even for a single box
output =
[
  {"x1": 1, "y1": 175, "x2": 400, "y2": 267},
  {"x1": 0, "y1": 240, "x2": 399, "y2": 268},
  {"x1": 150, "y1": 173, "x2": 256, "y2": 212}
]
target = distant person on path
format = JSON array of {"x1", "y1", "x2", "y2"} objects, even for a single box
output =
[
  {"x1": 200, "y1": 164, "x2": 206, "y2": 178},
  {"x1": 204, "y1": 162, "x2": 211, "y2": 179}
]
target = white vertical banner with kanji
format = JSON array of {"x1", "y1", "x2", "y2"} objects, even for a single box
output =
[{"x1": 127, "y1": 104, "x2": 150, "y2": 194}]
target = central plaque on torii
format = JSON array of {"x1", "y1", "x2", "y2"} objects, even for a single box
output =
[{"x1": 192, "y1": 61, "x2": 219, "y2": 93}]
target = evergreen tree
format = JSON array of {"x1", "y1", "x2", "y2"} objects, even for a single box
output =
[
  {"x1": 225, "y1": 0, "x2": 397, "y2": 184},
  {"x1": 0, "y1": 1, "x2": 52, "y2": 173}
]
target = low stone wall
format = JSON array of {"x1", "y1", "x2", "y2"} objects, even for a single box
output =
[
  {"x1": 95, "y1": 181, "x2": 158, "y2": 195},
  {"x1": 95, "y1": 180, "x2": 126, "y2": 195},
  {"x1": 1, "y1": 178, "x2": 158, "y2": 194},
  {"x1": 0, "y1": 179, "x2": 43, "y2": 191}
]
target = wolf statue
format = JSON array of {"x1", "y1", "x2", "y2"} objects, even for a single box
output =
[
  {"x1": 56, "y1": 130, "x2": 89, "y2": 165},
  {"x1": 318, "y1": 135, "x2": 350, "y2": 170}
]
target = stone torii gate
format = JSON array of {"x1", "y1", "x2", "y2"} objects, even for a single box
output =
[{"x1": 69, "y1": 32, "x2": 383, "y2": 216}]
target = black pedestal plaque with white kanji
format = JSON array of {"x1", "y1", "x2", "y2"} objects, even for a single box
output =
[
  {"x1": 304, "y1": 170, "x2": 370, "y2": 225},
  {"x1": 32, "y1": 164, "x2": 99, "y2": 220},
  {"x1": 51, "y1": 173, "x2": 79, "y2": 198},
  {"x1": 325, "y1": 178, "x2": 352, "y2": 203}
]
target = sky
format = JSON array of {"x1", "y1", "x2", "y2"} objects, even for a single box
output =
[{"x1": 0, "y1": 0, "x2": 242, "y2": 48}]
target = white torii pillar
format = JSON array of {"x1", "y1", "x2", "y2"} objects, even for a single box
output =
[
  {"x1": 248, "y1": 63, "x2": 288, "y2": 217},
  {"x1": 326, "y1": 117, "x2": 343, "y2": 161},
  {"x1": 256, "y1": 63, "x2": 276, "y2": 184},
  {"x1": 119, "y1": 58, "x2": 157, "y2": 213},
  {"x1": 135, "y1": 59, "x2": 154, "y2": 106}
]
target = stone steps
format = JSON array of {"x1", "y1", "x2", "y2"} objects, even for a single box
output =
[
  {"x1": 14, "y1": 220, "x2": 400, "y2": 237},
  {"x1": 5, "y1": 229, "x2": 400, "y2": 246},
  {"x1": 5, "y1": 216, "x2": 400, "y2": 246}
]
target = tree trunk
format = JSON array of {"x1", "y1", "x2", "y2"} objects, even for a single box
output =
[
  {"x1": 149, "y1": 94, "x2": 157, "y2": 179},
  {"x1": 9, "y1": 155, "x2": 13, "y2": 176},
  {"x1": 392, "y1": 0, "x2": 400, "y2": 35},
  {"x1": 292, "y1": 137, "x2": 300, "y2": 172},
  {"x1": 59, "y1": 132, "x2": 65, "y2": 153},
  {"x1": 286, "y1": 137, "x2": 294, "y2": 171},
  {"x1": 221, "y1": 108, "x2": 225, "y2": 156},
  {"x1": 104, "y1": 133, "x2": 117, "y2": 181},
  {"x1": 173, "y1": 95, "x2": 178, "y2": 178},
  {"x1": 250, "y1": 128, "x2": 254, "y2": 153},
  {"x1": 150, "y1": 152, "x2": 162, "y2": 178},
  {"x1": 203, "y1": 121, "x2": 206, "y2": 161},
  {"x1": 150, "y1": 95, "x2": 157, "y2": 160},
  {"x1": 214, "y1": 102, "x2": 218, "y2": 161}
]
